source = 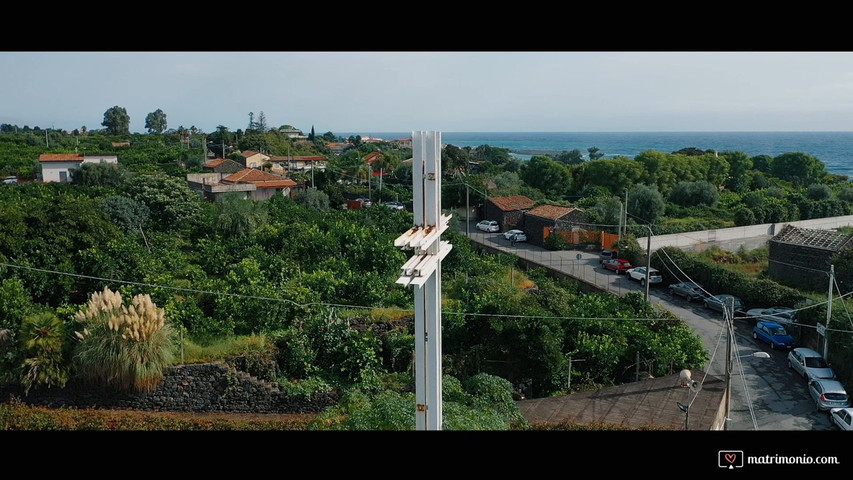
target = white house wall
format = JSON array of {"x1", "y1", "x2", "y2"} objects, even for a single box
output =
[{"x1": 41, "y1": 162, "x2": 82, "y2": 182}]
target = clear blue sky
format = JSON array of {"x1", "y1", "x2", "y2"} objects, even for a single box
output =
[{"x1": 2, "y1": 52, "x2": 853, "y2": 134}]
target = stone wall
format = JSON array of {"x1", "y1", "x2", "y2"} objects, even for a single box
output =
[{"x1": 1, "y1": 362, "x2": 338, "y2": 414}]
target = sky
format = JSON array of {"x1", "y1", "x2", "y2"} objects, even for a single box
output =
[{"x1": 2, "y1": 51, "x2": 853, "y2": 134}]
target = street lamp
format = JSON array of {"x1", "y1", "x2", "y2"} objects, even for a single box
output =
[{"x1": 676, "y1": 401, "x2": 689, "y2": 430}]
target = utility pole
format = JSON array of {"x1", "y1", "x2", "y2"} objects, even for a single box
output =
[
  {"x1": 466, "y1": 179, "x2": 470, "y2": 237},
  {"x1": 617, "y1": 202, "x2": 623, "y2": 243},
  {"x1": 825, "y1": 264, "x2": 834, "y2": 359},
  {"x1": 623, "y1": 189, "x2": 629, "y2": 239},
  {"x1": 395, "y1": 131, "x2": 452, "y2": 430},
  {"x1": 724, "y1": 297, "x2": 733, "y2": 430},
  {"x1": 379, "y1": 167, "x2": 383, "y2": 199}
]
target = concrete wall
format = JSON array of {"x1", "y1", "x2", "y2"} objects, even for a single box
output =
[{"x1": 638, "y1": 215, "x2": 853, "y2": 252}]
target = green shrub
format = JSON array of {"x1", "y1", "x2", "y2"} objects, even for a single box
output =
[
  {"x1": 19, "y1": 313, "x2": 70, "y2": 394},
  {"x1": 72, "y1": 287, "x2": 176, "y2": 392}
]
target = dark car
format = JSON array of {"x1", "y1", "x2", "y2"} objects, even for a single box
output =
[
  {"x1": 703, "y1": 294, "x2": 745, "y2": 316},
  {"x1": 752, "y1": 320, "x2": 795, "y2": 350},
  {"x1": 599, "y1": 249, "x2": 617, "y2": 263},
  {"x1": 668, "y1": 282, "x2": 708, "y2": 302}
]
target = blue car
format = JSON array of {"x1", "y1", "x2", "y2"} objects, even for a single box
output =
[{"x1": 752, "y1": 320, "x2": 795, "y2": 350}]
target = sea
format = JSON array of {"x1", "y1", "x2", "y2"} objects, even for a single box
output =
[{"x1": 345, "y1": 132, "x2": 853, "y2": 178}]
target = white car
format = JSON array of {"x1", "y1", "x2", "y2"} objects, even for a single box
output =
[
  {"x1": 830, "y1": 407, "x2": 853, "y2": 430},
  {"x1": 476, "y1": 220, "x2": 499, "y2": 232},
  {"x1": 503, "y1": 229, "x2": 527, "y2": 242},
  {"x1": 385, "y1": 201, "x2": 404, "y2": 211},
  {"x1": 625, "y1": 267, "x2": 662, "y2": 286}
]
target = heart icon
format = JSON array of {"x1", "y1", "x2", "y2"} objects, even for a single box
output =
[{"x1": 725, "y1": 453, "x2": 736, "y2": 464}]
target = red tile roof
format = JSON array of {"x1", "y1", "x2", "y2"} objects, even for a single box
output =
[
  {"x1": 526, "y1": 205, "x2": 581, "y2": 220},
  {"x1": 223, "y1": 168, "x2": 297, "y2": 188},
  {"x1": 240, "y1": 150, "x2": 264, "y2": 158},
  {"x1": 111, "y1": 141, "x2": 130, "y2": 147},
  {"x1": 489, "y1": 195, "x2": 536, "y2": 212},
  {"x1": 39, "y1": 154, "x2": 84, "y2": 163},
  {"x1": 205, "y1": 158, "x2": 227, "y2": 168},
  {"x1": 364, "y1": 152, "x2": 383, "y2": 164}
]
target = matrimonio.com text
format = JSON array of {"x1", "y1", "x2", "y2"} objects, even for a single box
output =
[{"x1": 719, "y1": 450, "x2": 841, "y2": 469}]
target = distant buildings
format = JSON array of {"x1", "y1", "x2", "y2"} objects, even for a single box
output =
[{"x1": 39, "y1": 153, "x2": 118, "y2": 183}]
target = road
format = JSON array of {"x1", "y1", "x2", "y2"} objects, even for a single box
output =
[{"x1": 463, "y1": 224, "x2": 835, "y2": 431}]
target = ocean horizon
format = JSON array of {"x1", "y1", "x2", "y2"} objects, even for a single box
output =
[{"x1": 341, "y1": 131, "x2": 853, "y2": 178}]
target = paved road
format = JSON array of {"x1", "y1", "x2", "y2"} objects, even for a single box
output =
[{"x1": 463, "y1": 224, "x2": 834, "y2": 431}]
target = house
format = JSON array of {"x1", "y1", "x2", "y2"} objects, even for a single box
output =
[
  {"x1": 517, "y1": 369, "x2": 726, "y2": 430},
  {"x1": 111, "y1": 141, "x2": 130, "y2": 147},
  {"x1": 186, "y1": 168, "x2": 298, "y2": 202},
  {"x1": 204, "y1": 158, "x2": 244, "y2": 174},
  {"x1": 39, "y1": 153, "x2": 118, "y2": 183},
  {"x1": 325, "y1": 142, "x2": 348, "y2": 154},
  {"x1": 240, "y1": 150, "x2": 271, "y2": 168},
  {"x1": 522, "y1": 205, "x2": 588, "y2": 248},
  {"x1": 268, "y1": 155, "x2": 328, "y2": 172},
  {"x1": 393, "y1": 137, "x2": 412, "y2": 149},
  {"x1": 484, "y1": 195, "x2": 536, "y2": 231},
  {"x1": 279, "y1": 128, "x2": 306, "y2": 139},
  {"x1": 768, "y1": 225, "x2": 853, "y2": 290},
  {"x1": 364, "y1": 152, "x2": 383, "y2": 166}
]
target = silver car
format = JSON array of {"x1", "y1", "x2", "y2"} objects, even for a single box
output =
[
  {"x1": 745, "y1": 306, "x2": 795, "y2": 325},
  {"x1": 808, "y1": 379, "x2": 851, "y2": 411},
  {"x1": 788, "y1": 347, "x2": 836, "y2": 382},
  {"x1": 830, "y1": 407, "x2": 853, "y2": 431},
  {"x1": 668, "y1": 282, "x2": 707, "y2": 302}
]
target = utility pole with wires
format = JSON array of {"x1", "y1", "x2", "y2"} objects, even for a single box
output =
[
  {"x1": 395, "y1": 131, "x2": 452, "y2": 431},
  {"x1": 824, "y1": 264, "x2": 834, "y2": 359}
]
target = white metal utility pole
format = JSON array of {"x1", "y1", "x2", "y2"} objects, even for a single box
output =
[
  {"x1": 395, "y1": 131, "x2": 452, "y2": 430},
  {"x1": 824, "y1": 264, "x2": 834, "y2": 359}
]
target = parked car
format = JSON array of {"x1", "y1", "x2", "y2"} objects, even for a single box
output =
[
  {"x1": 703, "y1": 294, "x2": 745, "y2": 316},
  {"x1": 601, "y1": 258, "x2": 633, "y2": 274},
  {"x1": 625, "y1": 266, "x2": 663, "y2": 286},
  {"x1": 745, "y1": 306, "x2": 796, "y2": 325},
  {"x1": 3, "y1": 176, "x2": 17, "y2": 185},
  {"x1": 752, "y1": 320, "x2": 795, "y2": 350},
  {"x1": 788, "y1": 347, "x2": 836, "y2": 382},
  {"x1": 668, "y1": 282, "x2": 708, "y2": 302},
  {"x1": 599, "y1": 249, "x2": 617, "y2": 263},
  {"x1": 503, "y1": 229, "x2": 527, "y2": 242},
  {"x1": 808, "y1": 379, "x2": 851, "y2": 411},
  {"x1": 829, "y1": 407, "x2": 853, "y2": 431},
  {"x1": 476, "y1": 220, "x2": 500, "y2": 232},
  {"x1": 385, "y1": 201, "x2": 405, "y2": 211}
]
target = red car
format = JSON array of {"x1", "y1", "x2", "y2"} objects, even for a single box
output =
[{"x1": 602, "y1": 258, "x2": 633, "y2": 274}]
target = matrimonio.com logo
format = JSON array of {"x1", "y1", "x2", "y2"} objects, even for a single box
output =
[{"x1": 719, "y1": 450, "x2": 744, "y2": 469}]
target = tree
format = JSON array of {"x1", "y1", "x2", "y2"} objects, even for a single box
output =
[
  {"x1": 247, "y1": 112, "x2": 255, "y2": 132},
  {"x1": 101, "y1": 105, "x2": 130, "y2": 135},
  {"x1": 587, "y1": 146, "x2": 604, "y2": 161},
  {"x1": 322, "y1": 131, "x2": 337, "y2": 142},
  {"x1": 627, "y1": 184, "x2": 666, "y2": 225},
  {"x1": 520, "y1": 156, "x2": 572, "y2": 198},
  {"x1": 101, "y1": 195, "x2": 150, "y2": 235},
  {"x1": 19, "y1": 312, "x2": 69, "y2": 394},
  {"x1": 554, "y1": 149, "x2": 585, "y2": 165},
  {"x1": 144, "y1": 109, "x2": 168, "y2": 134},
  {"x1": 70, "y1": 162, "x2": 129, "y2": 187},
  {"x1": 122, "y1": 173, "x2": 202, "y2": 229},
  {"x1": 256, "y1": 111, "x2": 268, "y2": 133},
  {"x1": 770, "y1": 152, "x2": 827, "y2": 186},
  {"x1": 216, "y1": 193, "x2": 269, "y2": 238},
  {"x1": 668, "y1": 181, "x2": 719, "y2": 207},
  {"x1": 721, "y1": 150, "x2": 753, "y2": 193},
  {"x1": 296, "y1": 187, "x2": 330, "y2": 212},
  {"x1": 309, "y1": 126, "x2": 315, "y2": 141}
]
